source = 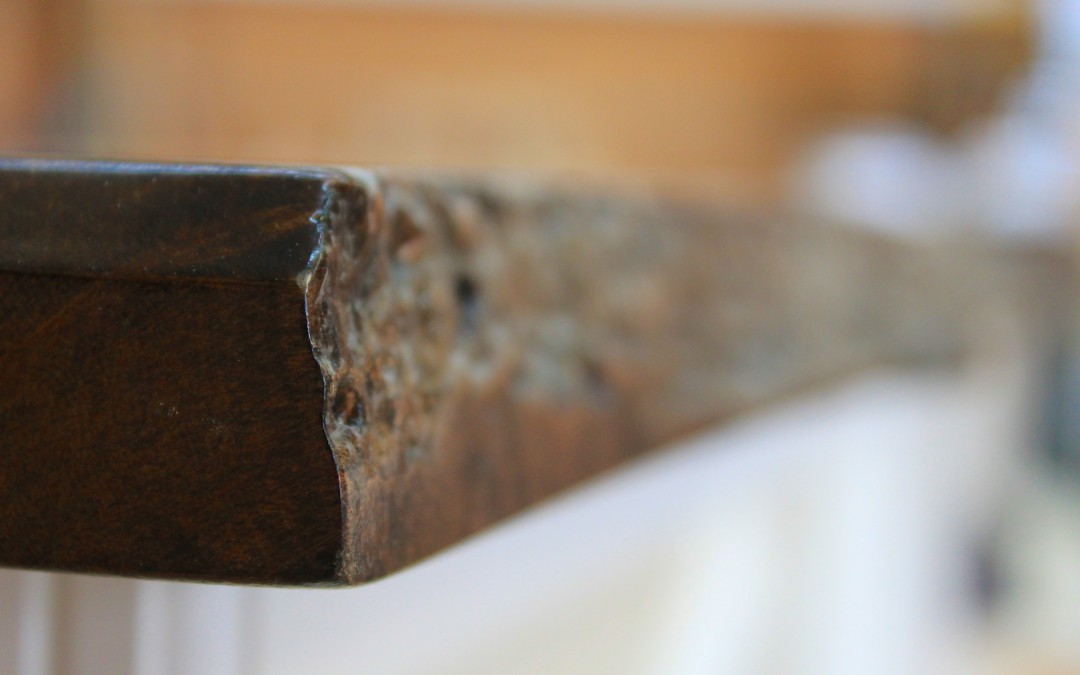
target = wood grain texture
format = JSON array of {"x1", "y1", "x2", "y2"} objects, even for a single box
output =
[
  {"x1": 0, "y1": 159, "x2": 1052, "y2": 586},
  {"x1": 0, "y1": 160, "x2": 344, "y2": 584}
]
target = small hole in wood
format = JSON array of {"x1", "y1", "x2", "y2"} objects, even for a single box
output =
[
  {"x1": 455, "y1": 273, "x2": 481, "y2": 333},
  {"x1": 331, "y1": 385, "x2": 364, "y2": 427}
]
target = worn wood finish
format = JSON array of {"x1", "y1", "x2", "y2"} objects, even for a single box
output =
[{"x1": 0, "y1": 159, "x2": 1041, "y2": 586}]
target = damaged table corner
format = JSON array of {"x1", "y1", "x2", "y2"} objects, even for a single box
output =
[{"x1": 0, "y1": 159, "x2": 1064, "y2": 586}]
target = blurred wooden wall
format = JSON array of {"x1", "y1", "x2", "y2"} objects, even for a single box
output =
[
  {"x1": 0, "y1": 0, "x2": 84, "y2": 151},
  {"x1": 3, "y1": 1, "x2": 1032, "y2": 200}
]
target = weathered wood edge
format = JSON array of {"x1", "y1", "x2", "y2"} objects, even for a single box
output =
[{"x1": 310, "y1": 170, "x2": 998, "y2": 585}]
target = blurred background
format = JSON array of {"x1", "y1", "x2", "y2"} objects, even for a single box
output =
[
  {"x1": 2, "y1": 0, "x2": 1080, "y2": 673},
  {"x1": 0, "y1": 0, "x2": 1040, "y2": 201}
]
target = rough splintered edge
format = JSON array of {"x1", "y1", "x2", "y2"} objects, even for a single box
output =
[
  {"x1": 303, "y1": 167, "x2": 485, "y2": 584},
  {"x1": 300, "y1": 168, "x2": 940, "y2": 585},
  {"x1": 299, "y1": 167, "x2": 676, "y2": 584},
  {"x1": 302, "y1": 168, "x2": 687, "y2": 584},
  {"x1": 298, "y1": 168, "x2": 376, "y2": 585},
  {"x1": 293, "y1": 167, "x2": 1050, "y2": 586},
  {"x1": 304, "y1": 168, "x2": 550, "y2": 584}
]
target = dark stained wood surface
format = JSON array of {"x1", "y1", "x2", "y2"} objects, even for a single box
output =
[
  {"x1": 0, "y1": 274, "x2": 340, "y2": 584},
  {"x1": 0, "y1": 161, "x2": 345, "y2": 584},
  {"x1": 0, "y1": 159, "x2": 330, "y2": 280},
  {"x1": 0, "y1": 159, "x2": 1053, "y2": 586}
]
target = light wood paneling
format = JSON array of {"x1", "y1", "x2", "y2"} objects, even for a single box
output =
[
  {"x1": 0, "y1": 2, "x2": 47, "y2": 149},
  {"x1": 72, "y1": 3, "x2": 1030, "y2": 199},
  {"x1": 0, "y1": 0, "x2": 86, "y2": 151}
]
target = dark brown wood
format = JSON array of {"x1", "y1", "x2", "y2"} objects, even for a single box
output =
[
  {"x1": 0, "y1": 159, "x2": 1055, "y2": 586},
  {"x1": 0, "y1": 160, "x2": 345, "y2": 584}
]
